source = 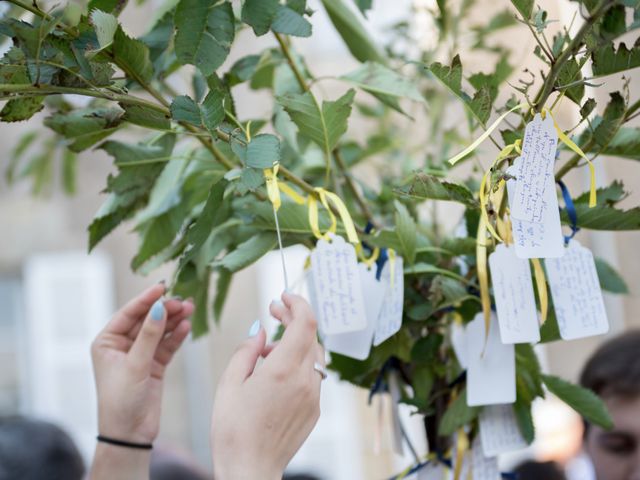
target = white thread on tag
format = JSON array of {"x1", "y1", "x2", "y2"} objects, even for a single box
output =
[
  {"x1": 466, "y1": 312, "x2": 516, "y2": 406},
  {"x1": 323, "y1": 263, "x2": 385, "y2": 359},
  {"x1": 511, "y1": 114, "x2": 558, "y2": 222},
  {"x1": 374, "y1": 256, "x2": 404, "y2": 346},
  {"x1": 544, "y1": 240, "x2": 609, "y2": 340},
  {"x1": 506, "y1": 161, "x2": 564, "y2": 259},
  {"x1": 309, "y1": 234, "x2": 367, "y2": 335},
  {"x1": 489, "y1": 244, "x2": 540, "y2": 344},
  {"x1": 479, "y1": 404, "x2": 528, "y2": 456}
]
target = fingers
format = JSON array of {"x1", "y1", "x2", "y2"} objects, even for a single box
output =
[
  {"x1": 154, "y1": 319, "x2": 192, "y2": 368},
  {"x1": 106, "y1": 283, "x2": 165, "y2": 335},
  {"x1": 269, "y1": 292, "x2": 318, "y2": 364},
  {"x1": 219, "y1": 322, "x2": 267, "y2": 386},
  {"x1": 269, "y1": 299, "x2": 293, "y2": 327},
  {"x1": 127, "y1": 299, "x2": 168, "y2": 372},
  {"x1": 127, "y1": 298, "x2": 189, "y2": 339},
  {"x1": 260, "y1": 341, "x2": 280, "y2": 358}
]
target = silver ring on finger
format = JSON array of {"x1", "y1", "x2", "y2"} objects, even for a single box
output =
[{"x1": 313, "y1": 362, "x2": 328, "y2": 380}]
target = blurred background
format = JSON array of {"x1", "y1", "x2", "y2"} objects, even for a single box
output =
[{"x1": 0, "y1": 0, "x2": 638, "y2": 478}]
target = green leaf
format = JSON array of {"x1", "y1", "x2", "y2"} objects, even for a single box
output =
[
  {"x1": 354, "y1": 0, "x2": 373, "y2": 16},
  {"x1": 213, "y1": 268, "x2": 233, "y2": 323},
  {"x1": 320, "y1": 0, "x2": 386, "y2": 64},
  {"x1": 277, "y1": 89, "x2": 355, "y2": 158},
  {"x1": 88, "y1": 193, "x2": 139, "y2": 251},
  {"x1": 170, "y1": 95, "x2": 202, "y2": 125},
  {"x1": 113, "y1": 26, "x2": 154, "y2": 83},
  {"x1": 44, "y1": 108, "x2": 122, "y2": 152},
  {"x1": 90, "y1": 9, "x2": 118, "y2": 52},
  {"x1": 215, "y1": 233, "x2": 278, "y2": 272},
  {"x1": 131, "y1": 208, "x2": 184, "y2": 270},
  {"x1": 542, "y1": 374, "x2": 614, "y2": 429},
  {"x1": 340, "y1": 62, "x2": 425, "y2": 103},
  {"x1": 510, "y1": 0, "x2": 534, "y2": 19},
  {"x1": 540, "y1": 307, "x2": 561, "y2": 343},
  {"x1": 429, "y1": 54, "x2": 462, "y2": 95},
  {"x1": 174, "y1": 0, "x2": 234, "y2": 76},
  {"x1": 591, "y1": 38, "x2": 640, "y2": 77},
  {"x1": 121, "y1": 104, "x2": 170, "y2": 130},
  {"x1": 201, "y1": 89, "x2": 225, "y2": 132},
  {"x1": 271, "y1": 6, "x2": 312, "y2": 37},
  {"x1": 513, "y1": 400, "x2": 535, "y2": 443},
  {"x1": 394, "y1": 200, "x2": 417, "y2": 264},
  {"x1": 439, "y1": 388, "x2": 479, "y2": 436},
  {"x1": 516, "y1": 344, "x2": 544, "y2": 403},
  {"x1": 62, "y1": 149, "x2": 77, "y2": 195},
  {"x1": 241, "y1": 0, "x2": 279, "y2": 36},
  {"x1": 0, "y1": 96, "x2": 44, "y2": 122},
  {"x1": 174, "y1": 262, "x2": 211, "y2": 337},
  {"x1": 395, "y1": 173, "x2": 477, "y2": 208},
  {"x1": 592, "y1": 92, "x2": 626, "y2": 148},
  {"x1": 556, "y1": 57, "x2": 584, "y2": 105},
  {"x1": 245, "y1": 134, "x2": 281, "y2": 168},
  {"x1": 594, "y1": 257, "x2": 628, "y2": 294},
  {"x1": 88, "y1": 0, "x2": 128, "y2": 15},
  {"x1": 600, "y1": 127, "x2": 640, "y2": 160},
  {"x1": 563, "y1": 183, "x2": 640, "y2": 230}
]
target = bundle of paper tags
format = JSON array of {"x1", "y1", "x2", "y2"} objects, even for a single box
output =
[{"x1": 305, "y1": 113, "x2": 609, "y2": 479}]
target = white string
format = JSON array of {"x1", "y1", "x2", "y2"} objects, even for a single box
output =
[{"x1": 272, "y1": 204, "x2": 289, "y2": 291}]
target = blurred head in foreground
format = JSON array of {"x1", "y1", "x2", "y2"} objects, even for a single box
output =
[
  {"x1": 0, "y1": 416, "x2": 85, "y2": 480},
  {"x1": 580, "y1": 330, "x2": 640, "y2": 480}
]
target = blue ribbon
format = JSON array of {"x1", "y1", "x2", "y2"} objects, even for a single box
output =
[
  {"x1": 557, "y1": 180, "x2": 579, "y2": 245},
  {"x1": 363, "y1": 221, "x2": 389, "y2": 280}
]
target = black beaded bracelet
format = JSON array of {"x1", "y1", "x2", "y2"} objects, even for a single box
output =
[{"x1": 97, "y1": 435, "x2": 153, "y2": 450}]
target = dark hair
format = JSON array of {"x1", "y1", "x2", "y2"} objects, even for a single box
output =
[
  {"x1": 513, "y1": 460, "x2": 566, "y2": 480},
  {"x1": 0, "y1": 416, "x2": 85, "y2": 480},
  {"x1": 579, "y1": 330, "x2": 640, "y2": 398}
]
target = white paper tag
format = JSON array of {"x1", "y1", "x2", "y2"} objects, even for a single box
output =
[
  {"x1": 417, "y1": 463, "x2": 448, "y2": 480},
  {"x1": 323, "y1": 263, "x2": 385, "y2": 359},
  {"x1": 479, "y1": 404, "x2": 528, "y2": 456},
  {"x1": 511, "y1": 114, "x2": 558, "y2": 223},
  {"x1": 488, "y1": 244, "x2": 540, "y2": 344},
  {"x1": 459, "y1": 436, "x2": 500, "y2": 480},
  {"x1": 374, "y1": 256, "x2": 404, "y2": 346},
  {"x1": 506, "y1": 162, "x2": 564, "y2": 259},
  {"x1": 451, "y1": 321, "x2": 468, "y2": 370},
  {"x1": 310, "y1": 234, "x2": 367, "y2": 335},
  {"x1": 388, "y1": 371, "x2": 404, "y2": 455},
  {"x1": 466, "y1": 313, "x2": 516, "y2": 406},
  {"x1": 544, "y1": 240, "x2": 609, "y2": 340}
]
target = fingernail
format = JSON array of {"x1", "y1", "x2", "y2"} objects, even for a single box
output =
[
  {"x1": 150, "y1": 300, "x2": 165, "y2": 321},
  {"x1": 173, "y1": 295, "x2": 183, "y2": 301},
  {"x1": 158, "y1": 279, "x2": 166, "y2": 285},
  {"x1": 271, "y1": 299, "x2": 284, "y2": 308},
  {"x1": 248, "y1": 320, "x2": 261, "y2": 337}
]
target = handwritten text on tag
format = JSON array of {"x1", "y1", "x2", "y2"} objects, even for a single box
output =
[
  {"x1": 489, "y1": 244, "x2": 540, "y2": 344},
  {"x1": 506, "y1": 162, "x2": 564, "y2": 259},
  {"x1": 511, "y1": 114, "x2": 558, "y2": 222},
  {"x1": 310, "y1": 234, "x2": 367, "y2": 335},
  {"x1": 323, "y1": 263, "x2": 385, "y2": 359},
  {"x1": 467, "y1": 312, "x2": 516, "y2": 406},
  {"x1": 544, "y1": 240, "x2": 609, "y2": 340},
  {"x1": 479, "y1": 404, "x2": 528, "y2": 456},
  {"x1": 374, "y1": 256, "x2": 404, "y2": 346}
]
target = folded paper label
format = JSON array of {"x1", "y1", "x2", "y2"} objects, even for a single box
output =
[
  {"x1": 489, "y1": 244, "x2": 540, "y2": 344},
  {"x1": 374, "y1": 256, "x2": 404, "y2": 346},
  {"x1": 467, "y1": 312, "x2": 516, "y2": 406},
  {"x1": 310, "y1": 234, "x2": 367, "y2": 335},
  {"x1": 544, "y1": 240, "x2": 609, "y2": 340},
  {"x1": 479, "y1": 404, "x2": 528, "y2": 456},
  {"x1": 511, "y1": 114, "x2": 558, "y2": 223}
]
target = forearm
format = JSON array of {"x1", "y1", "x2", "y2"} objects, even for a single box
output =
[{"x1": 90, "y1": 443, "x2": 151, "y2": 480}]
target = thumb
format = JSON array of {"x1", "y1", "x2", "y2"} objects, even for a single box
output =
[
  {"x1": 128, "y1": 299, "x2": 167, "y2": 372},
  {"x1": 221, "y1": 321, "x2": 267, "y2": 385}
]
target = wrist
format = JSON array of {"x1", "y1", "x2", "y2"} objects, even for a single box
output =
[
  {"x1": 90, "y1": 442, "x2": 151, "y2": 480},
  {"x1": 213, "y1": 462, "x2": 282, "y2": 480}
]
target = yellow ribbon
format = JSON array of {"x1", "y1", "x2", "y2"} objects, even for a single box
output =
[
  {"x1": 542, "y1": 108, "x2": 597, "y2": 208},
  {"x1": 356, "y1": 244, "x2": 380, "y2": 268},
  {"x1": 476, "y1": 215, "x2": 492, "y2": 341},
  {"x1": 279, "y1": 182, "x2": 306, "y2": 205},
  {"x1": 453, "y1": 428, "x2": 469, "y2": 480},
  {"x1": 530, "y1": 258, "x2": 548, "y2": 325},
  {"x1": 264, "y1": 164, "x2": 281, "y2": 211},
  {"x1": 308, "y1": 187, "x2": 359, "y2": 244},
  {"x1": 447, "y1": 103, "x2": 529, "y2": 165}
]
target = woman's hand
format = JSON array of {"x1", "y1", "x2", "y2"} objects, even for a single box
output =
[
  {"x1": 211, "y1": 292, "x2": 325, "y2": 480},
  {"x1": 90, "y1": 283, "x2": 193, "y2": 480}
]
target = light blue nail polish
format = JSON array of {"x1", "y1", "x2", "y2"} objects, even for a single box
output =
[
  {"x1": 150, "y1": 300, "x2": 165, "y2": 321},
  {"x1": 272, "y1": 299, "x2": 284, "y2": 308},
  {"x1": 248, "y1": 320, "x2": 261, "y2": 337}
]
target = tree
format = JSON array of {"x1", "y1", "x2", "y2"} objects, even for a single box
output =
[{"x1": 2, "y1": 0, "x2": 639, "y2": 474}]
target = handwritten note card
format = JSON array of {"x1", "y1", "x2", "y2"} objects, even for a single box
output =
[
  {"x1": 451, "y1": 321, "x2": 468, "y2": 369},
  {"x1": 479, "y1": 404, "x2": 528, "y2": 456},
  {"x1": 310, "y1": 234, "x2": 367, "y2": 335},
  {"x1": 489, "y1": 244, "x2": 540, "y2": 344},
  {"x1": 511, "y1": 114, "x2": 558, "y2": 223},
  {"x1": 506, "y1": 162, "x2": 564, "y2": 259},
  {"x1": 417, "y1": 463, "x2": 448, "y2": 480},
  {"x1": 374, "y1": 256, "x2": 404, "y2": 346},
  {"x1": 459, "y1": 436, "x2": 500, "y2": 480},
  {"x1": 323, "y1": 263, "x2": 385, "y2": 359},
  {"x1": 467, "y1": 312, "x2": 516, "y2": 406},
  {"x1": 544, "y1": 240, "x2": 609, "y2": 340}
]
